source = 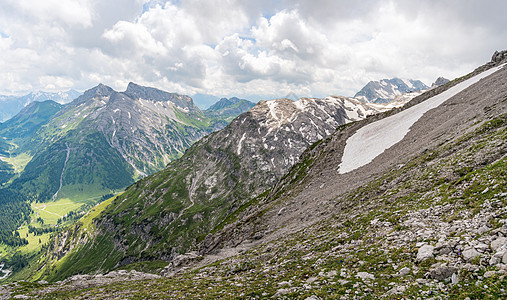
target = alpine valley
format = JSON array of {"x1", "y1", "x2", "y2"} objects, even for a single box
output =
[
  {"x1": 1, "y1": 51, "x2": 507, "y2": 299},
  {"x1": 0, "y1": 83, "x2": 254, "y2": 263}
]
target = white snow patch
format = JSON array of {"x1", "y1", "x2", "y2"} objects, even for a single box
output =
[
  {"x1": 339, "y1": 64, "x2": 504, "y2": 174},
  {"x1": 237, "y1": 133, "x2": 247, "y2": 155},
  {"x1": 401, "y1": 78, "x2": 414, "y2": 89}
]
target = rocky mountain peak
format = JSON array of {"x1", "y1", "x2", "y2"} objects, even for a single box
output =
[
  {"x1": 124, "y1": 82, "x2": 198, "y2": 112},
  {"x1": 355, "y1": 78, "x2": 428, "y2": 103},
  {"x1": 491, "y1": 50, "x2": 507, "y2": 63},
  {"x1": 207, "y1": 97, "x2": 245, "y2": 111},
  {"x1": 431, "y1": 77, "x2": 450, "y2": 88},
  {"x1": 81, "y1": 83, "x2": 115, "y2": 100}
]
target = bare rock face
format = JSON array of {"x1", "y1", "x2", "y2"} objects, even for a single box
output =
[
  {"x1": 431, "y1": 77, "x2": 450, "y2": 88},
  {"x1": 491, "y1": 50, "x2": 507, "y2": 63}
]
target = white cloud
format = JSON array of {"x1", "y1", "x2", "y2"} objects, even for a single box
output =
[{"x1": 0, "y1": 0, "x2": 506, "y2": 99}]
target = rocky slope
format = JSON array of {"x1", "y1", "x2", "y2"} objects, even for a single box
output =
[
  {"x1": 24, "y1": 95, "x2": 387, "y2": 282},
  {"x1": 354, "y1": 78, "x2": 428, "y2": 103}
]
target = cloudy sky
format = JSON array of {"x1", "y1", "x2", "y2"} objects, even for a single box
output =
[{"x1": 0, "y1": 0, "x2": 506, "y2": 103}]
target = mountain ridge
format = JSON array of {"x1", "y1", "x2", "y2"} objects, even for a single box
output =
[{"x1": 354, "y1": 77, "x2": 428, "y2": 103}]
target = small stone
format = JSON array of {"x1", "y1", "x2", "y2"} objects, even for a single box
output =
[
  {"x1": 427, "y1": 266, "x2": 458, "y2": 281},
  {"x1": 275, "y1": 288, "x2": 290, "y2": 296},
  {"x1": 306, "y1": 277, "x2": 318, "y2": 284},
  {"x1": 477, "y1": 225, "x2": 490, "y2": 234},
  {"x1": 398, "y1": 267, "x2": 411, "y2": 276},
  {"x1": 451, "y1": 273, "x2": 459, "y2": 285},
  {"x1": 326, "y1": 270, "x2": 337, "y2": 277},
  {"x1": 417, "y1": 245, "x2": 435, "y2": 262},
  {"x1": 462, "y1": 247, "x2": 480, "y2": 262},
  {"x1": 356, "y1": 272, "x2": 375, "y2": 280},
  {"x1": 490, "y1": 255, "x2": 502, "y2": 266},
  {"x1": 484, "y1": 271, "x2": 496, "y2": 278},
  {"x1": 305, "y1": 296, "x2": 321, "y2": 300},
  {"x1": 491, "y1": 237, "x2": 506, "y2": 251}
]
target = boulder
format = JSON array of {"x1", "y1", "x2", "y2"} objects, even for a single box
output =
[
  {"x1": 397, "y1": 267, "x2": 411, "y2": 277},
  {"x1": 491, "y1": 237, "x2": 506, "y2": 251},
  {"x1": 462, "y1": 247, "x2": 480, "y2": 262},
  {"x1": 427, "y1": 266, "x2": 458, "y2": 281},
  {"x1": 416, "y1": 245, "x2": 434, "y2": 262}
]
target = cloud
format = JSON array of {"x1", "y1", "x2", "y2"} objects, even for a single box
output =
[{"x1": 0, "y1": 0, "x2": 506, "y2": 99}]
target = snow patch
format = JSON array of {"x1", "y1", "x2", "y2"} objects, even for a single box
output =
[
  {"x1": 339, "y1": 64, "x2": 505, "y2": 174},
  {"x1": 401, "y1": 78, "x2": 414, "y2": 89},
  {"x1": 237, "y1": 133, "x2": 247, "y2": 155}
]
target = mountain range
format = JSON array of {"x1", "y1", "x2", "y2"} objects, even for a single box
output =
[
  {"x1": 0, "y1": 90, "x2": 81, "y2": 122},
  {"x1": 2, "y1": 51, "x2": 506, "y2": 299},
  {"x1": 354, "y1": 78, "x2": 429, "y2": 103}
]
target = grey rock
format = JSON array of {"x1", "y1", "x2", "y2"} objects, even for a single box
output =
[
  {"x1": 416, "y1": 245, "x2": 435, "y2": 262},
  {"x1": 427, "y1": 266, "x2": 458, "y2": 281},
  {"x1": 462, "y1": 247, "x2": 480, "y2": 262},
  {"x1": 356, "y1": 272, "x2": 375, "y2": 280},
  {"x1": 451, "y1": 273, "x2": 459, "y2": 285},
  {"x1": 491, "y1": 237, "x2": 506, "y2": 251},
  {"x1": 492, "y1": 50, "x2": 507, "y2": 63},
  {"x1": 484, "y1": 271, "x2": 496, "y2": 278},
  {"x1": 431, "y1": 77, "x2": 450, "y2": 88},
  {"x1": 489, "y1": 252, "x2": 503, "y2": 266},
  {"x1": 477, "y1": 225, "x2": 490, "y2": 234},
  {"x1": 275, "y1": 288, "x2": 290, "y2": 296},
  {"x1": 397, "y1": 267, "x2": 411, "y2": 276}
]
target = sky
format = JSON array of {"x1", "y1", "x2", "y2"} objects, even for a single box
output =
[{"x1": 0, "y1": 0, "x2": 506, "y2": 103}]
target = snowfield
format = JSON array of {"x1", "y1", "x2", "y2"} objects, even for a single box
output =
[{"x1": 339, "y1": 64, "x2": 506, "y2": 174}]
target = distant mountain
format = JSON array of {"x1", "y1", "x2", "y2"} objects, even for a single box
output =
[
  {"x1": 190, "y1": 93, "x2": 221, "y2": 109},
  {"x1": 284, "y1": 92, "x2": 300, "y2": 101},
  {"x1": 203, "y1": 97, "x2": 256, "y2": 123},
  {"x1": 0, "y1": 100, "x2": 63, "y2": 140},
  {"x1": 0, "y1": 90, "x2": 81, "y2": 122},
  {"x1": 2, "y1": 83, "x2": 251, "y2": 203},
  {"x1": 354, "y1": 78, "x2": 428, "y2": 103},
  {"x1": 431, "y1": 76, "x2": 450, "y2": 88}
]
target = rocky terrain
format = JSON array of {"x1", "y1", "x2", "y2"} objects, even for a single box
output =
[{"x1": 2, "y1": 51, "x2": 506, "y2": 299}]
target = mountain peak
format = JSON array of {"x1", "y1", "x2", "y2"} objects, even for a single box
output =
[
  {"x1": 354, "y1": 78, "x2": 428, "y2": 103},
  {"x1": 123, "y1": 83, "x2": 198, "y2": 112},
  {"x1": 431, "y1": 77, "x2": 450, "y2": 88},
  {"x1": 83, "y1": 83, "x2": 115, "y2": 99}
]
